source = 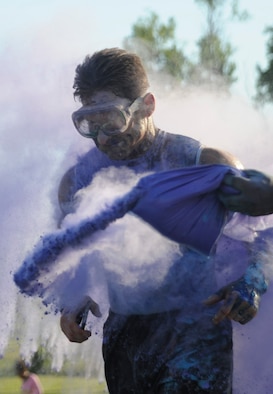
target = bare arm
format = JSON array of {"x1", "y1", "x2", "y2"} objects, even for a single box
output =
[
  {"x1": 58, "y1": 168, "x2": 102, "y2": 342},
  {"x1": 199, "y1": 147, "x2": 244, "y2": 169},
  {"x1": 200, "y1": 148, "x2": 270, "y2": 325}
]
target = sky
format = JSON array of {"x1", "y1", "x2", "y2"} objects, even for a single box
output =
[{"x1": 0, "y1": 0, "x2": 273, "y2": 100}]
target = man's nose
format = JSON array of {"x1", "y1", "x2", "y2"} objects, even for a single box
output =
[{"x1": 97, "y1": 130, "x2": 110, "y2": 145}]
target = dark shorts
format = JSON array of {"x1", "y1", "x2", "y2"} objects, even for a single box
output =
[{"x1": 103, "y1": 309, "x2": 233, "y2": 394}]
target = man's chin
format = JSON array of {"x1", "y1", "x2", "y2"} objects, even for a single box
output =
[{"x1": 100, "y1": 147, "x2": 131, "y2": 161}]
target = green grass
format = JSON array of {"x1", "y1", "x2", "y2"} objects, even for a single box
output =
[
  {"x1": 0, "y1": 339, "x2": 108, "y2": 393},
  {"x1": 0, "y1": 375, "x2": 108, "y2": 393}
]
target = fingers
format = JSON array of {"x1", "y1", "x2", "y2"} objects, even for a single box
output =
[
  {"x1": 204, "y1": 288, "x2": 258, "y2": 325},
  {"x1": 211, "y1": 291, "x2": 238, "y2": 324},
  {"x1": 203, "y1": 285, "x2": 230, "y2": 306},
  {"x1": 244, "y1": 169, "x2": 271, "y2": 183},
  {"x1": 228, "y1": 299, "x2": 258, "y2": 325},
  {"x1": 228, "y1": 176, "x2": 249, "y2": 192},
  {"x1": 78, "y1": 296, "x2": 102, "y2": 318},
  {"x1": 60, "y1": 296, "x2": 102, "y2": 343},
  {"x1": 76, "y1": 298, "x2": 102, "y2": 330},
  {"x1": 222, "y1": 174, "x2": 237, "y2": 187},
  {"x1": 89, "y1": 298, "x2": 102, "y2": 317},
  {"x1": 60, "y1": 313, "x2": 91, "y2": 343},
  {"x1": 203, "y1": 293, "x2": 222, "y2": 306},
  {"x1": 222, "y1": 173, "x2": 249, "y2": 191},
  {"x1": 220, "y1": 197, "x2": 253, "y2": 214},
  {"x1": 203, "y1": 288, "x2": 237, "y2": 324}
]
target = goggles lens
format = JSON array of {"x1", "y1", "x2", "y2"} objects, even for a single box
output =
[
  {"x1": 72, "y1": 97, "x2": 143, "y2": 138},
  {"x1": 72, "y1": 107, "x2": 128, "y2": 137}
]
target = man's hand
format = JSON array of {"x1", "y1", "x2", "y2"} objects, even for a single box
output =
[
  {"x1": 60, "y1": 296, "x2": 102, "y2": 343},
  {"x1": 203, "y1": 278, "x2": 260, "y2": 325},
  {"x1": 218, "y1": 169, "x2": 273, "y2": 216}
]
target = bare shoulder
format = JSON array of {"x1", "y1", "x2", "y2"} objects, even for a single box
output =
[{"x1": 199, "y1": 147, "x2": 243, "y2": 169}]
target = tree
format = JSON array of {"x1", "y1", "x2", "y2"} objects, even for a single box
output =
[
  {"x1": 124, "y1": 2, "x2": 248, "y2": 90},
  {"x1": 29, "y1": 346, "x2": 50, "y2": 373},
  {"x1": 123, "y1": 12, "x2": 191, "y2": 81},
  {"x1": 255, "y1": 27, "x2": 273, "y2": 104},
  {"x1": 192, "y1": 33, "x2": 236, "y2": 86},
  {"x1": 192, "y1": 0, "x2": 248, "y2": 87}
]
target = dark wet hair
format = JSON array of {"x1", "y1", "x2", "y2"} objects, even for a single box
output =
[{"x1": 73, "y1": 48, "x2": 150, "y2": 102}]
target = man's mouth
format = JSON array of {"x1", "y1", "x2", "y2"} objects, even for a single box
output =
[{"x1": 96, "y1": 133, "x2": 137, "y2": 159}]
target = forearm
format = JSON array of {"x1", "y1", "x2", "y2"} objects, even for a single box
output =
[
  {"x1": 199, "y1": 147, "x2": 244, "y2": 169},
  {"x1": 205, "y1": 226, "x2": 273, "y2": 325}
]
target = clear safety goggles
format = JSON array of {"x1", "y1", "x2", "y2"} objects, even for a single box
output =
[{"x1": 72, "y1": 96, "x2": 143, "y2": 138}]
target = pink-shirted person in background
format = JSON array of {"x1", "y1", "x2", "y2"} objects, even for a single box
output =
[{"x1": 15, "y1": 360, "x2": 43, "y2": 394}]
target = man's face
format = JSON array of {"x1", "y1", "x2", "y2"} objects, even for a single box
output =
[{"x1": 74, "y1": 91, "x2": 148, "y2": 160}]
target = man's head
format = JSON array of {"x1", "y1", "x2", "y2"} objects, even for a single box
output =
[
  {"x1": 72, "y1": 48, "x2": 156, "y2": 160},
  {"x1": 73, "y1": 47, "x2": 149, "y2": 102}
]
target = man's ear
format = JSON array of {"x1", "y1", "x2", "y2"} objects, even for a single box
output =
[{"x1": 142, "y1": 93, "x2": 155, "y2": 117}]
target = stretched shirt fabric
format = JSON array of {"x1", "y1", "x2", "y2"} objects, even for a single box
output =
[
  {"x1": 14, "y1": 163, "x2": 241, "y2": 294},
  {"x1": 132, "y1": 163, "x2": 241, "y2": 255},
  {"x1": 14, "y1": 131, "x2": 204, "y2": 294}
]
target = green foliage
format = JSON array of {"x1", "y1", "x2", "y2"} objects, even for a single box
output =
[
  {"x1": 195, "y1": 0, "x2": 225, "y2": 12},
  {"x1": 231, "y1": 0, "x2": 249, "y2": 21},
  {"x1": 29, "y1": 346, "x2": 52, "y2": 374},
  {"x1": 123, "y1": 1, "x2": 247, "y2": 90},
  {"x1": 123, "y1": 12, "x2": 191, "y2": 80},
  {"x1": 192, "y1": 32, "x2": 236, "y2": 85},
  {"x1": 255, "y1": 27, "x2": 273, "y2": 104},
  {"x1": 191, "y1": 0, "x2": 244, "y2": 86},
  {"x1": 195, "y1": 0, "x2": 249, "y2": 21}
]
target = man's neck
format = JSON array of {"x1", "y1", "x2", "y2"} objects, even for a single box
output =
[{"x1": 129, "y1": 126, "x2": 158, "y2": 159}]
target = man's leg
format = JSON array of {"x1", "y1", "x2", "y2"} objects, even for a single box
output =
[
  {"x1": 103, "y1": 310, "x2": 233, "y2": 394},
  {"x1": 155, "y1": 315, "x2": 233, "y2": 394},
  {"x1": 158, "y1": 379, "x2": 232, "y2": 394}
]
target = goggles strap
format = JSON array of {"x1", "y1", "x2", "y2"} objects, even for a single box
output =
[{"x1": 129, "y1": 95, "x2": 146, "y2": 114}]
